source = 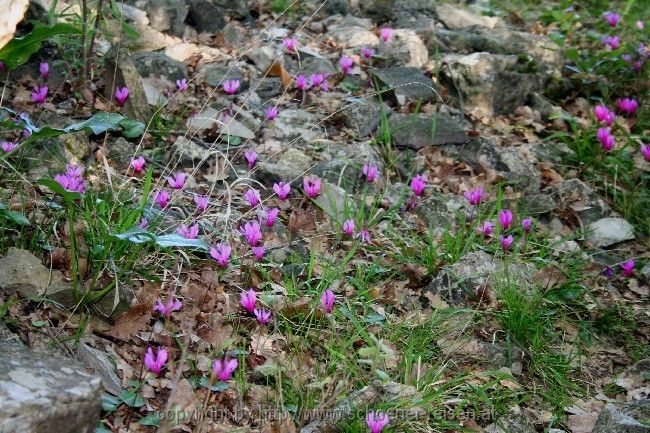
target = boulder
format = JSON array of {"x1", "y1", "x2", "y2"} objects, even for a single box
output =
[
  {"x1": 370, "y1": 67, "x2": 437, "y2": 105},
  {"x1": 592, "y1": 402, "x2": 650, "y2": 433},
  {"x1": 377, "y1": 29, "x2": 428, "y2": 68},
  {"x1": 142, "y1": 0, "x2": 188, "y2": 36},
  {"x1": 312, "y1": 140, "x2": 384, "y2": 193},
  {"x1": 549, "y1": 179, "x2": 615, "y2": 226},
  {"x1": 104, "y1": 47, "x2": 151, "y2": 122},
  {"x1": 0, "y1": 248, "x2": 72, "y2": 301},
  {"x1": 388, "y1": 112, "x2": 468, "y2": 149},
  {"x1": 255, "y1": 148, "x2": 312, "y2": 186},
  {"x1": 130, "y1": 51, "x2": 187, "y2": 80},
  {"x1": 187, "y1": 0, "x2": 247, "y2": 34},
  {"x1": 337, "y1": 97, "x2": 390, "y2": 138}
]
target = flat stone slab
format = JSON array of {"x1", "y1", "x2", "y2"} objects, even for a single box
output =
[
  {"x1": 587, "y1": 217, "x2": 635, "y2": 247},
  {"x1": 370, "y1": 67, "x2": 437, "y2": 105}
]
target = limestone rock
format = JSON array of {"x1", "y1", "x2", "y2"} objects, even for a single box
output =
[
  {"x1": 104, "y1": 47, "x2": 151, "y2": 122},
  {"x1": 388, "y1": 112, "x2": 468, "y2": 149},
  {"x1": 436, "y1": 3, "x2": 502, "y2": 29},
  {"x1": 370, "y1": 67, "x2": 437, "y2": 105},
  {"x1": 378, "y1": 29, "x2": 428, "y2": 68},
  {"x1": 587, "y1": 218, "x2": 635, "y2": 248},
  {"x1": 592, "y1": 402, "x2": 650, "y2": 433}
]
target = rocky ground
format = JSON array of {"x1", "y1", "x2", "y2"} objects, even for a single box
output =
[{"x1": 0, "y1": 0, "x2": 649, "y2": 432}]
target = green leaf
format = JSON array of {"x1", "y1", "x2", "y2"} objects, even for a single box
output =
[
  {"x1": 154, "y1": 234, "x2": 209, "y2": 250},
  {"x1": 120, "y1": 390, "x2": 145, "y2": 408},
  {"x1": 37, "y1": 178, "x2": 81, "y2": 202},
  {"x1": 119, "y1": 117, "x2": 145, "y2": 138},
  {"x1": 112, "y1": 227, "x2": 155, "y2": 244},
  {"x1": 0, "y1": 23, "x2": 82, "y2": 69},
  {"x1": 66, "y1": 112, "x2": 125, "y2": 135},
  {"x1": 31, "y1": 319, "x2": 46, "y2": 327},
  {"x1": 138, "y1": 414, "x2": 161, "y2": 426},
  {"x1": 101, "y1": 393, "x2": 121, "y2": 412},
  {"x1": 198, "y1": 376, "x2": 229, "y2": 392},
  {"x1": 0, "y1": 209, "x2": 30, "y2": 225}
]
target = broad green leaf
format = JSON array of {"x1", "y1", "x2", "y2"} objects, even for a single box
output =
[
  {"x1": 101, "y1": 393, "x2": 121, "y2": 412},
  {"x1": 66, "y1": 112, "x2": 125, "y2": 135},
  {"x1": 0, "y1": 23, "x2": 82, "y2": 69},
  {"x1": 119, "y1": 117, "x2": 145, "y2": 138},
  {"x1": 138, "y1": 414, "x2": 161, "y2": 426},
  {"x1": 31, "y1": 319, "x2": 46, "y2": 327},
  {"x1": 1, "y1": 210, "x2": 31, "y2": 226},
  {"x1": 112, "y1": 227, "x2": 155, "y2": 244},
  {"x1": 37, "y1": 178, "x2": 82, "y2": 202},
  {"x1": 120, "y1": 390, "x2": 145, "y2": 408},
  {"x1": 154, "y1": 234, "x2": 209, "y2": 250}
]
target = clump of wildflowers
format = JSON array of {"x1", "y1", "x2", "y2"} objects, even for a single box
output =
[
  {"x1": 241, "y1": 221, "x2": 263, "y2": 246},
  {"x1": 602, "y1": 36, "x2": 620, "y2": 50},
  {"x1": 463, "y1": 186, "x2": 484, "y2": 206},
  {"x1": 618, "y1": 97, "x2": 638, "y2": 115},
  {"x1": 367, "y1": 411, "x2": 389, "y2": 433},
  {"x1": 597, "y1": 127, "x2": 615, "y2": 152},
  {"x1": 31, "y1": 85, "x2": 48, "y2": 104},
  {"x1": 594, "y1": 105, "x2": 616, "y2": 126},
  {"x1": 410, "y1": 174, "x2": 427, "y2": 196}
]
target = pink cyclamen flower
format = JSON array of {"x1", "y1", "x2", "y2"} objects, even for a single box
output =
[
  {"x1": 31, "y1": 85, "x2": 48, "y2": 104},
  {"x1": 273, "y1": 182, "x2": 291, "y2": 200},
  {"x1": 176, "y1": 78, "x2": 188, "y2": 91},
  {"x1": 39, "y1": 62, "x2": 49, "y2": 80},
  {"x1": 367, "y1": 411, "x2": 389, "y2": 433},
  {"x1": 265, "y1": 106, "x2": 279, "y2": 121},
  {"x1": 222, "y1": 80, "x2": 240, "y2": 95},
  {"x1": 241, "y1": 221, "x2": 263, "y2": 246},
  {"x1": 252, "y1": 245, "x2": 266, "y2": 261},
  {"x1": 54, "y1": 165, "x2": 85, "y2": 193},
  {"x1": 144, "y1": 347, "x2": 168, "y2": 375},
  {"x1": 637, "y1": 20, "x2": 645, "y2": 30},
  {"x1": 410, "y1": 174, "x2": 427, "y2": 196},
  {"x1": 342, "y1": 219, "x2": 355, "y2": 236},
  {"x1": 139, "y1": 218, "x2": 149, "y2": 229},
  {"x1": 498, "y1": 209, "x2": 513, "y2": 230},
  {"x1": 153, "y1": 297, "x2": 182, "y2": 318},
  {"x1": 167, "y1": 172, "x2": 186, "y2": 189},
  {"x1": 618, "y1": 98, "x2": 638, "y2": 115},
  {"x1": 603, "y1": 11, "x2": 621, "y2": 27},
  {"x1": 620, "y1": 259, "x2": 635, "y2": 277},
  {"x1": 380, "y1": 27, "x2": 393, "y2": 42},
  {"x1": 597, "y1": 127, "x2": 615, "y2": 152},
  {"x1": 362, "y1": 163, "x2": 379, "y2": 183},
  {"x1": 130, "y1": 156, "x2": 145, "y2": 173},
  {"x1": 114, "y1": 86, "x2": 129, "y2": 106},
  {"x1": 194, "y1": 195, "x2": 209, "y2": 213},
  {"x1": 303, "y1": 176, "x2": 322, "y2": 198},
  {"x1": 521, "y1": 217, "x2": 533, "y2": 234},
  {"x1": 320, "y1": 289, "x2": 335, "y2": 314},
  {"x1": 310, "y1": 72, "x2": 329, "y2": 91},
  {"x1": 603, "y1": 36, "x2": 620, "y2": 50},
  {"x1": 641, "y1": 144, "x2": 650, "y2": 161},
  {"x1": 177, "y1": 223, "x2": 199, "y2": 239},
  {"x1": 245, "y1": 150, "x2": 257, "y2": 169},
  {"x1": 210, "y1": 243, "x2": 232, "y2": 267},
  {"x1": 340, "y1": 56, "x2": 354, "y2": 74},
  {"x1": 261, "y1": 207, "x2": 279, "y2": 227},
  {"x1": 212, "y1": 357, "x2": 238, "y2": 382},
  {"x1": 361, "y1": 47, "x2": 375, "y2": 59},
  {"x1": 1, "y1": 141, "x2": 17, "y2": 152},
  {"x1": 357, "y1": 229, "x2": 372, "y2": 244},
  {"x1": 594, "y1": 105, "x2": 615, "y2": 126},
  {"x1": 245, "y1": 188, "x2": 261, "y2": 207},
  {"x1": 155, "y1": 189, "x2": 170, "y2": 208},
  {"x1": 283, "y1": 37, "x2": 298, "y2": 53},
  {"x1": 254, "y1": 308, "x2": 272, "y2": 325},
  {"x1": 463, "y1": 187, "x2": 484, "y2": 206},
  {"x1": 295, "y1": 74, "x2": 308, "y2": 90},
  {"x1": 240, "y1": 288, "x2": 257, "y2": 313},
  {"x1": 476, "y1": 220, "x2": 494, "y2": 236},
  {"x1": 500, "y1": 235, "x2": 514, "y2": 251}
]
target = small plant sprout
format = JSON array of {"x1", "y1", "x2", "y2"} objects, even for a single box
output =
[
  {"x1": 597, "y1": 127, "x2": 615, "y2": 152},
  {"x1": 477, "y1": 220, "x2": 494, "y2": 236},
  {"x1": 602, "y1": 35, "x2": 620, "y2": 50},
  {"x1": 144, "y1": 347, "x2": 168, "y2": 375},
  {"x1": 212, "y1": 357, "x2": 238, "y2": 382},
  {"x1": 498, "y1": 209, "x2": 514, "y2": 230},
  {"x1": 240, "y1": 288, "x2": 257, "y2": 313},
  {"x1": 273, "y1": 181, "x2": 291, "y2": 200},
  {"x1": 521, "y1": 217, "x2": 533, "y2": 233},
  {"x1": 380, "y1": 27, "x2": 393, "y2": 42},
  {"x1": 340, "y1": 56, "x2": 354, "y2": 74},
  {"x1": 39, "y1": 62, "x2": 49, "y2": 80},
  {"x1": 241, "y1": 221, "x2": 263, "y2": 246},
  {"x1": 114, "y1": 86, "x2": 129, "y2": 106},
  {"x1": 261, "y1": 207, "x2": 279, "y2": 227},
  {"x1": 1, "y1": 141, "x2": 17, "y2": 152},
  {"x1": 603, "y1": 11, "x2": 621, "y2": 27},
  {"x1": 194, "y1": 195, "x2": 209, "y2": 213},
  {"x1": 366, "y1": 411, "x2": 389, "y2": 433},
  {"x1": 320, "y1": 289, "x2": 335, "y2": 314},
  {"x1": 362, "y1": 163, "x2": 379, "y2": 183},
  {"x1": 252, "y1": 245, "x2": 266, "y2": 261},
  {"x1": 153, "y1": 297, "x2": 182, "y2": 318},
  {"x1": 176, "y1": 78, "x2": 188, "y2": 91},
  {"x1": 245, "y1": 188, "x2": 261, "y2": 207},
  {"x1": 254, "y1": 308, "x2": 272, "y2": 325},
  {"x1": 303, "y1": 176, "x2": 322, "y2": 198},
  {"x1": 283, "y1": 37, "x2": 298, "y2": 53},
  {"x1": 245, "y1": 150, "x2": 258, "y2": 168},
  {"x1": 500, "y1": 234, "x2": 514, "y2": 251},
  {"x1": 210, "y1": 243, "x2": 232, "y2": 267},
  {"x1": 222, "y1": 79, "x2": 241, "y2": 95},
  {"x1": 361, "y1": 47, "x2": 375, "y2": 59},
  {"x1": 295, "y1": 74, "x2": 308, "y2": 90},
  {"x1": 463, "y1": 186, "x2": 485, "y2": 206},
  {"x1": 177, "y1": 223, "x2": 199, "y2": 239},
  {"x1": 594, "y1": 105, "x2": 615, "y2": 125},
  {"x1": 167, "y1": 172, "x2": 186, "y2": 189},
  {"x1": 620, "y1": 259, "x2": 635, "y2": 277},
  {"x1": 618, "y1": 98, "x2": 638, "y2": 115},
  {"x1": 342, "y1": 219, "x2": 355, "y2": 236},
  {"x1": 31, "y1": 85, "x2": 48, "y2": 104},
  {"x1": 265, "y1": 106, "x2": 279, "y2": 121},
  {"x1": 130, "y1": 156, "x2": 145, "y2": 173},
  {"x1": 155, "y1": 190, "x2": 170, "y2": 208},
  {"x1": 641, "y1": 144, "x2": 650, "y2": 161},
  {"x1": 410, "y1": 174, "x2": 427, "y2": 196},
  {"x1": 54, "y1": 165, "x2": 85, "y2": 193}
]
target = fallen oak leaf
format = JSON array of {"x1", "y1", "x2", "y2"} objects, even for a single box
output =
[
  {"x1": 105, "y1": 303, "x2": 152, "y2": 342},
  {"x1": 266, "y1": 61, "x2": 292, "y2": 90}
]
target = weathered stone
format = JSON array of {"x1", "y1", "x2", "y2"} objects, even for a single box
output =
[
  {"x1": 222, "y1": 22, "x2": 246, "y2": 47},
  {"x1": 287, "y1": 55, "x2": 336, "y2": 76},
  {"x1": 255, "y1": 148, "x2": 312, "y2": 186},
  {"x1": 325, "y1": 0, "x2": 349, "y2": 15},
  {"x1": 142, "y1": 0, "x2": 187, "y2": 36},
  {"x1": 0, "y1": 337, "x2": 102, "y2": 433},
  {"x1": 414, "y1": 193, "x2": 466, "y2": 230},
  {"x1": 312, "y1": 140, "x2": 384, "y2": 193},
  {"x1": 592, "y1": 402, "x2": 650, "y2": 433},
  {"x1": 111, "y1": 3, "x2": 181, "y2": 51},
  {"x1": 198, "y1": 64, "x2": 244, "y2": 88},
  {"x1": 436, "y1": 3, "x2": 502, "y2": 29},
  {"x1": 394, "y1": 0, "x2": 438, "y2": 33},
  {"x1": 266, "y1": 109, "x2": 323, "y2": 145},
  {"x1": 186, "y1": 107, "x2": 255, "y2": 139},
  {"x1": 370, "y1": 67, "x2": 437, "y2": 105},
  {"x1": 587, "y1": 218, "x2": 635, "y2": 248},
  {"x1": 313, "y1": 182, "x2": 352, "y2": 222},
  {"x1": 337, "y1": 97, "x2": 390, "y2": 138},
  {"x1": 77, "y1": 343, "x2": 122, "y2": 396},
  {"x1": 0, "y1": 248, "x2": 68, "y2": 299},
  {"x1": 130, "y1": 51, "x2": 187, "y2": 80},
  {"x1": 252, "y1": 77, "x2": 284, "y2": 100},
  {"x1": 485, "y1": 412, "x2": 536, "y2": 433},
  {"x1": 388, "y1": 113, "x2": 468, "y2": 149},
  {"x1": 104, "y1": 47, "x2": 151, "y2": 122},
  {"x1": 377, "y1": 29, "x2": 428, "y2": 68},
  {"x1": 104, "y1": 137, "x2": 136, "y2": 168},
  {"x1": 246, "y1": 45, "x2": 280, "y2": 73},
  {"x1": 187, "y1": 0, "x2": 246, "y2": 33},
  {"x1": 328, "y1": 25, "x2": 379, "y2": 48},
  {"x1": 549, "y1": 179, "x2": 614, "y2": 226},
  {"x1": 171, "y1": 136, "x2": 216, "y2": 167},
  {"x1": 94, "y1": 285, "x2": 134, "y2": 319},
  {"x1": 356, "y1": 0, "x2": 396, "y2": 22}
]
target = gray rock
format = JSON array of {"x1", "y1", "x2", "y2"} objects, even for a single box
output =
[
  {"x1": 414, "y1": 192, "x2": 465, "y2": 230},
  {"x1": 246, "y1": 45, "x2": 279, "y2": 73},
  {"x1": 0, "y1": 248, "x2": 69, "y2": 299},
  {"x1": 485, "y1": 412, "x2": 536, "y2": 433},
  {"x1": 171, "y1": 136, "x2": 216, "y2": 167},
  {"x1": 587, "y1": 218, "x2": 635, "y2": 248},
  {"x1": 77, "y1": 343, "x2": 122, "y2": 396},
  {"x1": 93, "y1": 285, "x2": 134, "y2": 319},
  {"x1": 641, "y1": 264, "x2": 650, "y2": 284},
  {"x1": 394, "y1": 0, "x2": 438, "y2": 33},
  {"x1": 327, "y1": 25, "x2": 379, "y2": 48},
  {"x1": 104, "y1": 47, "x2": 151, "y2": 122},
  {"x1": 439, "y1": 52, "x2": 550, "y2": 117},
  {"x1": 0, "y1": 337, "x2": 102, "y2": 433},
  {"x1": 255, "y1": 148, "x2": 312, "y2": 186},
  {"x1": 325, "y1": 0, "x2": 349, "y2": 15},
  {"x1": 377, "y1": 29, "x2": 428, "y2": 68},
  {"x1": 130, "y1": 51, "x2": 187, "y2": 80},
  {"x1": 592, "y1": 402, "x2": 650, "y2": 433},
  {"x1": 143, "y1": 0, "x2": 187, "y2": 36},
  {"x1": 198, "y1": 64, "x2": 244, "y2": 88},
  {"x1": 252, "y1": 77, "x2": 284, "y2": 100},
  {"x1": 104, "y1": 137, "x2": 135, "y2": 168},
  {"x1": 337, "y1": 97, "x2": 390, "y2": 138},
  {"x1": 388, "y1": 112, "x2": 468, "y2": 149},
  {"x1": 356, "y1": 0, "x2": 396, "y2": 22},
  {"x1": 186, "y1": 107, "x2": 255, "y2": 139},
  {"x1": 532, "y1": 140, "x2": 575, "y2": 165},
  {"x1": 266, "y1": 109, "x2": 323, "y2": 145},
  {"x1": 436, "y1": 3, "x2": 502, "y2": 29},
  {"x1": 314, "y1": 182, "x2": 353, "y2": 222},
  {"x1": 312, "y1": 140, "x2": 384, "y2": 193},
  {"x1": 222, "y1": 22, "x2": 246, "y2": 47},
  {"x1": 370, "y1": 67, "x2": 437, "y2": 105},
  {"x1": 548, "y1": 179, "x2": 614, "y2": 226},
  {"x1": 287, "y1": 55, "x2": 336, "y2": 77},
  {"x1": 187, "y1": 0, "x2": 246, "y2": 33}
]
